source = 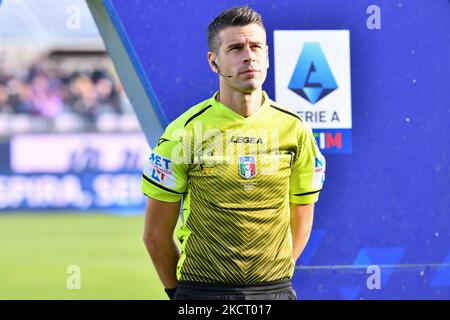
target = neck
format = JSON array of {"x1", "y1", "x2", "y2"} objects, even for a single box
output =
[{"x1": 217, "y1": 87, "x2": 263, "y2": 117}]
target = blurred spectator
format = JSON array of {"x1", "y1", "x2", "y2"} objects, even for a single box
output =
[
  {"x1": 0, "y1": 84, "x2": 14, "y2": 114},
  {"x1": 30, "y1": 72, "x2": 63, "y2": 118},
  {"x1": 71, "y1": 75, "x2": 98, "y2": 124},
  {"x1": 0, "y1": 55, "x2": 135, "y2": 134},
  {"x1": 8, "y1": 79, "x2": 34, "y2": 114},
  {"x1": 94, "y1": 75, "x2": 122, "y2": 114}
]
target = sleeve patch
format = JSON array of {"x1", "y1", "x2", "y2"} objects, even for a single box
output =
[
  {"x1": 143, "y1": 152, "x2": 176, "y2": 188},
  {"x1": 312, "y1": 155, "x2": 326, "y2": 189}
]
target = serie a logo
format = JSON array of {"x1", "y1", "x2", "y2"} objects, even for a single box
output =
[{"x1": 288, "y1": 42, "x2": 338, "y2": 104}]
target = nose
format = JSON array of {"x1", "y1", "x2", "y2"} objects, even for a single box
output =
[{"x1": 242, "y1": 45, "x2": 256, "y2": 63}]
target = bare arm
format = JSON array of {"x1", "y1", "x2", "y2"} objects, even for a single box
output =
[
  {"x1": 143, "y1": 197, "x2": 181, "y2": 289},
  {"x1": 290, "y1": 203, "x2": 315, "y2": 262}
]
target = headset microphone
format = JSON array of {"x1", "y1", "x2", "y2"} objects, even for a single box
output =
[{"x1": 212, "y1": 61, "x2": 233, "y2": 78}]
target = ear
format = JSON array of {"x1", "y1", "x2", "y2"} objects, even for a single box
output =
[
  {"x1": 207, "y1": 51, "x2": 218, "y2": 73},
  {"x1": 265, "y1": 45, "x2": 270, "y2": 69}
]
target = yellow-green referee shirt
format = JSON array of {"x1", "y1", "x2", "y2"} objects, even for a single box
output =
[{"x1": 142, "y1": 91, "x2": 326, "y2": 284}]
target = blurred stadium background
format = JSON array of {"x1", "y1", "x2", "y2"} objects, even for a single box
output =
[
  {"x1": 0, "y1": 0, "x2": 165, "y2": 299},
  {"x1": 1, "y1": 0, "x2": 449, "y2": 300}
]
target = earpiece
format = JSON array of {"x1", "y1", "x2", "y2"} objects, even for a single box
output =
[{"x1": 211, "y1": 60, "x2": 232, "y2": 78}]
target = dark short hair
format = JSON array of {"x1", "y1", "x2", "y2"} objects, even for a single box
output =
[{"x1": 207, "y1": 6, "x2": 265, "y2": 53}]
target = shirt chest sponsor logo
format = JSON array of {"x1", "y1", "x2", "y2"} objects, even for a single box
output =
[
  {"x1": 239, "y1": 155, "x2": 257, "y2": 179},
  {"x1": 230, "y1": 136, "x2": 263, "y2": 144}
]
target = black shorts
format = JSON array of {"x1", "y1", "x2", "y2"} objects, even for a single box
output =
[{"x1": 174, "y1": 280, "x2": 297, "y2": 300}]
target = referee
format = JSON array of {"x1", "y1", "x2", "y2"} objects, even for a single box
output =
[{"x1": 142, "y1": 6, "x2": 326, "y2": 300}]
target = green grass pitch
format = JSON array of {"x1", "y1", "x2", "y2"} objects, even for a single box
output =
[{"x1": 0, "y1": 213, "x2": 172, "y2": 300}]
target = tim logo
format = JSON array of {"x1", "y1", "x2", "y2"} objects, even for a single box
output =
[
  {"x1": 313, "y1": 130, "x2": 352, "y2": 154},
  {"x1": 288, "y1": 42, "x2": 338, "y2": 104}
]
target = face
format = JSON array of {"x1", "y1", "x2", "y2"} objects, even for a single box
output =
[{"x1": 209, "y1": 23, "x2": 269, "y2": 94}]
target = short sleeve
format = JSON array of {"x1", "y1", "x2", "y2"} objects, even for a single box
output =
[
  {"x1": 289, "y1": 124, "x2": 326, "y2": 205},
  {"x1": 141, "y1": 130, "x2": 188, "y2": 202}
]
